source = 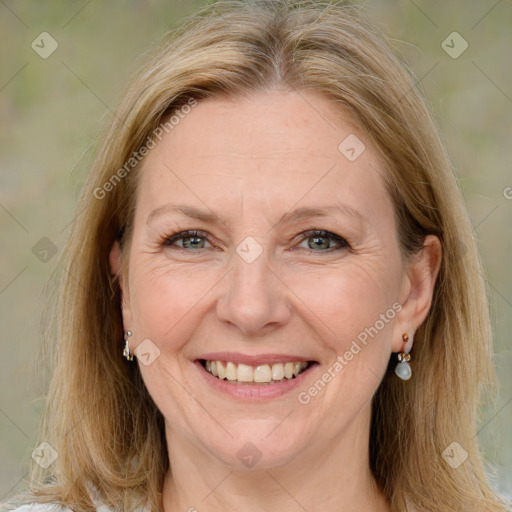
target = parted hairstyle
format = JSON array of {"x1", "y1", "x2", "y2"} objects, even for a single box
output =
[{"x1": 11, "y1": 1, "x2": 509, "y2": 511}]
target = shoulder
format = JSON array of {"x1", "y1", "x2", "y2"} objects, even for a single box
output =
[
  {"x1": 5, "y1": 504, "x2": 113, "y2": 512},
  {"x1": 5, "y1": 505, "x2": 73, "y2": 512}
]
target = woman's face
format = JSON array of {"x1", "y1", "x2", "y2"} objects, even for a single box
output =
[{"x1": 113, "y1": 90, "x2": 433, "y2": 470}]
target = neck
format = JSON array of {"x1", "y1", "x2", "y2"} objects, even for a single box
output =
[{"x1": 161, "y1": 405, "x2": 390, "y2": 512}]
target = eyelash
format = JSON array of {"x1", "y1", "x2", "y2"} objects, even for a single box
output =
[{"x1": 160, "y1": 229, "x2": 351, "y2": 252}]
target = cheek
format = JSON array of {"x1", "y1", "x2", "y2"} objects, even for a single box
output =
[
  {"x1": 290, "y1": 263, "x2": 401, "y2": 416},
  {"x1": 287, "y1": 259, "x2": 400, "y2": 351},
  {"x1": 128, "y1": 255, "x2": 221, "y2": 346}
]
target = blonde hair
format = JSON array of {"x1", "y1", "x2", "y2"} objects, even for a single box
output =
[{"x1": 12, "y1": 1, "x2": 508, "y2": 511}]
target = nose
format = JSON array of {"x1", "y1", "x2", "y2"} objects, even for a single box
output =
[{"x1": 216, "y1": 247, "x2": 292, "y2": 336}]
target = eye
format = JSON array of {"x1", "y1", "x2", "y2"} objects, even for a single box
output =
[
  {"x1": 160, "y1": 229, "x2": 350, "y2": 253},
  {"x1": 295, "y1": 229, "x2": 350, "y2": 252},
  {"x1": 162, "y1": 230, "x2": 213, "y2": 250}
]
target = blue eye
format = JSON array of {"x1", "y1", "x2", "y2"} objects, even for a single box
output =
[
  {"x1": 163, "y1": 230, "x2": 212, "y2": 250},
  {"x1": 296, "y1": 229, "x2": 350, "y2": 252},
  {"x1": 161, "y1": 229, "x2": 350, "y2": 252}
]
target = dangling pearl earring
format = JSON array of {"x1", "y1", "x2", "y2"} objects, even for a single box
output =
[
  {"x1": 123, "y1": 330, "x2": 134, "y2": 361},
  {"x1": 395, "y1": 333, "x2": 412, "y2": 380}
]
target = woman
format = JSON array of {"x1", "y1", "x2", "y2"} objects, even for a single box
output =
[{"x1": 6, "y1": 0, "x2": 510, "y2": 511}]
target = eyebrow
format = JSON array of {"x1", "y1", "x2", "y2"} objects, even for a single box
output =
[
  {"x1": 147, "y1": 204, "x2": 222, "y2": 225},
  {"x1": 278, "y1": 205, "x2": 366, "y2": 224},
  {"x1": 146, "y1": 203, "x2": 366, "y2": 226}
]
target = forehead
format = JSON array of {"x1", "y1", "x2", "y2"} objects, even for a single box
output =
[{"x1": 135, "y1": 90, "x2": 392, "y2": 225}]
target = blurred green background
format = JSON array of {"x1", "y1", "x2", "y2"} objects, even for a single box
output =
[{"x1": 1, "y1": 0, "x2": 511, "y2": 503}]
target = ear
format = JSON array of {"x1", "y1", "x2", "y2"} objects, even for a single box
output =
[
  {"x1": 109, "y1": 240, "x2": 133, "y2": 328},
  {"x1": 391, "y1": 235, "x2": 442, "y2": 352}
]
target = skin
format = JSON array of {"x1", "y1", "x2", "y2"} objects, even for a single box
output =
[{"x1": 110, "y1": 89, "x2": 442, "y2": 512}]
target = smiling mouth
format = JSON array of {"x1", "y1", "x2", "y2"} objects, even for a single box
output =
[{"x1": 199, "y1": 359, "x2": 315, "y2": 385}]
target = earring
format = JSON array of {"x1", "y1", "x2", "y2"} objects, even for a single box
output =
[
  {"x1": 123, "y1": 330, "x2": 134, "y2": 361},
  {"x1": 395, "y1": 333, "x2": 412, "y2": 380}
]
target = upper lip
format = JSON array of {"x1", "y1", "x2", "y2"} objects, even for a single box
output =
[{"x1": 196, "y1": 352, "x2": 316, "y2": 366}]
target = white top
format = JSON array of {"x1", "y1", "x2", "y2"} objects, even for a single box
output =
[
  {"x1": 5, "y1": 506, "x2": 72, "y2": 512},
  {"x1": 3, "y1": 480, "x2": 151, "y2": 512},
  {"x1": 5, "y1": 501, "x2": 146, "y2": 512},
  {"x1": 1, "y1": 501, "x2": 421, "y2": 512},
  {"x1": 5, "y1": 505, "x2": 115, "y2": 512},
  {"x1": 4, "y1": 480, "x2": 149, "y2": 511}
]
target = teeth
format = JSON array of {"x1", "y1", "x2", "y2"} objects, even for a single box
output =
[
  {"x1": 217, "y1": 361, "x2": 226, "y2": 380},
  {"x1": 203, "y1": 360, "x2": 310, "y2": 383},
  {"x1": 254, "y1": 365, "x2": 272, "y2": 383},
  {"x1": 237, "y1": 363, "x2": 253, "y2": 382},
  {"x1": 271, "y1": 363, "x2": 285, "y2": 381},
  {"x1": 226, "y1": 361, "x2": 237, "y2": 381}
]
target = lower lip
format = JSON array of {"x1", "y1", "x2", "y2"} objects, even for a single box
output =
[{"x1": 194, "y1": 360, "x2": 319, "y2": 401}]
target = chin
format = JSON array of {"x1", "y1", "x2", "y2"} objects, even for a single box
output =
[{"x1": 196, "y1": 420, "x2": 311, "y2": 471}]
